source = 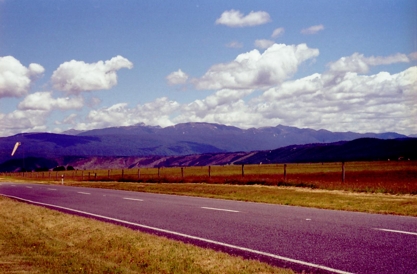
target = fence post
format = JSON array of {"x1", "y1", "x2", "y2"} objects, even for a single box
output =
[
  {"x1": 342, "y1": 162, "x2": 345, "y2": 183},
  {"x1": 122, "y1": 169, "x2": 124, "y2": 180},
  {"x1": 138, "y1": 169, "x2": 140, "y2": 180},
  {"x1": 284, "y1": 164, "x2": 287, "y2": 181},
  {"x1": 108, "y1": 170, "x2": 110, "y2": 180},
  {"x1": 208, "y1": 166, "x2": 211, "y2": 178},
  {"x1": 88, "y1": 172, "x2": 90, "y2": 181},
  {"x1": 181, "y1": 167, "x2": 184, "y2": 179},
  {"x1": 158, "y1": 167, "x2": 160, "y2": 178},
  {"x1": 241, "y1": 164, "x2": 244, "y2": 177}
]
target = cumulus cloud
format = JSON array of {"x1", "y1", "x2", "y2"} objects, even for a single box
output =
[
  {"x1": 256, "y1": 66, "x2": 417, "y2": 133},
  {"x1": 271, "y1": 27, "x2": 285, "y2": 38},
  {"x1": 0, "y1": 56, "x2": 44, "y2": 98},
  {"x1": 254, "y1": 39, "x2": 275, "y2": 49},
  {"x1": 215, "y1": 10, "x2": 271, "y2": 27},
  {"x1": 74, "y1": 97, "x2": 180, "y2": 131},
  {"x1": 0, "y1": 109, "x2": 49, "y2": 136},
  {"x1": 192, "y1": 43, "x2": 319, "y2": 90},
  {"x1": 301, "y1": 24, "x2": 324, "y2": 35},
  {"x1": 166, "y1": 69, "x2": 189, "y2": 85},
  {"x1": 51, "y1": 55, "x2": 133, "y2": 95},
  {"x1": 173, "y1": 89, "x2": 255, "y2": 126},
  {"x1": 18, "y1": 91, "x2": 84, "y2": 111},
  {"x1": 226, "y1": 41, "x2": 243, "y2": 48},
  {"x1": 324, "y1": 53, "x2": 410, "y2": 85}
]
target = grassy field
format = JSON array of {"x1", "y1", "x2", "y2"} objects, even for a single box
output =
[
  {"x1": 5, "y1": 161, "x2": 417, "y2": 194},
  {"x1": 1, "y1": 161, "x2": 416, "y2": 272},
  {"x1": 0, "y1": 195, "x2": 293, "y2": 274}
]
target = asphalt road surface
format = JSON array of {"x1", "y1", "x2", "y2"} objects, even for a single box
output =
[{"x1": 1, "y1": 182, "x2": 416, "y2": 273}]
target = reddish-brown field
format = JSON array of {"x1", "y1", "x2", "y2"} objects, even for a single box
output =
[{"x1": 3, "y1": 161, "x2": 417, "y2": 194}]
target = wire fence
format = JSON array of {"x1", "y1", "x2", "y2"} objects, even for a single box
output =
[{"x1": 2, "y1": 161, "x2": 416, "y2": 194}]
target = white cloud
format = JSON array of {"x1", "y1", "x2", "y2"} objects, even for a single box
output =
[
  {"x1": 215, "y1": 10, "x2": 271, "y2": 27},
  {"x1": 75, "y1": 97, "x2": 180, "y2": 131},
  {"x1": 173, "y1": 89, "x2": 256, "y2": 127},
  {"x1": 324, "y1": 53, "x2": 410, "y2": 85},
  {"x1": 0, "y1": 56, "x2": 44, "y2": 99},
  {"x1": 18, "y1": 91, "x2": 84, "y2": 111},
  {"x1": 226, "y1": 41, "x2": 243, "y2": 48},
  {"x1": 192, "y1": 43, "x2": 319, "y2": 90},
  {"x1": 51, "y1": 55, "x2": 133, "y2": 95},
  {"x1": 0, "y1": 109, "x2": 49, "y2": 136},
  {"x1": 271, "y1": 27, "x2": 285, "y2": 38},
  {"x1": 62, "y1": 113, "x2": 78, "y2": 125},
  {"x1": 301, "y1": 24, "x2": 324, "y2": 35},
  {"x1": 254, "y1": 39, "x2": 275, "y2": 49},
  {"x1": 256, "y1": 66, "x2": 417, "y2": 133},
  {"x1": 166, "y1": 69, "x2": 189, "y2": 85},
  {"x1": 409, "y1": 52, "x2": 417, "y2": 61}
]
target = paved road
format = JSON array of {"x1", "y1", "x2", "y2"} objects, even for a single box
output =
[{"x1": 1, "y1": 182, "x2": 416, "y2": 273}]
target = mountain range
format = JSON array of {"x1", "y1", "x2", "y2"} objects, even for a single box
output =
[{"x1": 0, "y1": 122, "x2": 415, "y2": 171}]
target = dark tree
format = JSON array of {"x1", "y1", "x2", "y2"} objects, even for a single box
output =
[{"x1": 35, "y1": 167, "x2": 49, "y2": 172}]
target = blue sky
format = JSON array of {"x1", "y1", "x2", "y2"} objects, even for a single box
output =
[{"x1": 0, "y1": 0, "x2": 416, "y2": 137}]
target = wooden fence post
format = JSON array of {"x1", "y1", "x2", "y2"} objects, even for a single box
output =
[
  {"x1": 158, "y1": 167, "x2": 160, "y2": 178},
  {"x1": 122, "y1": 169, "x2": 124, "y2": 180},
  {"x1": 342, "y1": 162, "x2": 345, "y2": 183},
  {"x1": 284, "y1": 164, "x2": 287, "y2": 181},
  {"x1": 208, "y1": 166, "x2": 211, "y2": 178},
  {"x1": 241, "y1": 164, "x2": 244, "y2": 177},
  {"x1": 181, "y1": 167, "x2": 184, "y2": 179},
  {"x1": 108, "y1": 170, "x2": 110, "y2": 180},
  {"x1": 138, "y1": 169, "x2": 140, "y2": 180}
]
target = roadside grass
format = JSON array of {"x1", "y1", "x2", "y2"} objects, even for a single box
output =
[
  {"x1": 6, "y1": 161, "x2": 416, "y2": 194},
  {"x1": 65, "y1": 182, "x2": 417, "y2": 216},
  {"x1": 0, "y1": 196, "x2": 294, "y2": 274},
  {"x1": 3, "y1": 177, "x2": 416, "y2": 216}
]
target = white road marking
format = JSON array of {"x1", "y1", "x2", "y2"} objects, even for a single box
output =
[
  {"x1": 47, "y1": 188, "x2": 57, "y2": 191},
  {"x1": 201, "y1": 207, "x2": 239, "y2": 213},
  {"x1": 77, "y1": 192, "x2": 91, "y2": 195},
  {"x1": 26, "y1": 186, "x2": 32, "y2": 189},
  {"x1": 123, "y1": 198, "x2": 143, "y2": 202},
  {"x1": 374, "y1": 228, "x2": 417, "y2": 236},
  {"x1": 0, "y1": 194, "x2": 353, "y2": 274}
]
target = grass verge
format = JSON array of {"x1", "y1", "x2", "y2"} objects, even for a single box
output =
[
  {"x1": 70, "y1": 181, "x2": 417, "y2": 216},
  {"x1": 3, "y1": 177, "x2": 416, "y2": 216},
  {"x1": 0, "y1": 196, "x2": 293, "y2": 274}
]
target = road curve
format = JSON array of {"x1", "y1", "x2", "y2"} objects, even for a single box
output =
[{"x1": 1, "y1": 182, "x2": 416, "y2": 273}]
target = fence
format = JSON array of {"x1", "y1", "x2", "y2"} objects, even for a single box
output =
[{"x1": 0, "y1": 162, "x2": 351, "y2": 183}]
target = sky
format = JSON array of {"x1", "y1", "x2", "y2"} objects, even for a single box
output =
[{"x1": 0, "y1": 0, "x2": 416, "y2": 137}]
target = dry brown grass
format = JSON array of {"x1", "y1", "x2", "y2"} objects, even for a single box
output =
[
  {"x1": 5, "y1": 161, "x2": 416, "y2": 194},
  {"x1": 0, "y1": 196, "x2": 294, "y2": 274}
]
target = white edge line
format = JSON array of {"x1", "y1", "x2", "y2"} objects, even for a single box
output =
[
  {"x1": 0, "y1": 194, "x2": 352, "y2": 274},
  {"x1": 201, "y1": 206, "x2": 239, "y2": 213},
  {"x1": 374, "y1": 228, "x2": 417, "y2": 236},
  {"x1": 123, "y1": 197, "x2": 144, "y2": 202},
  {"x1": 77, "y1": 192, "x2": 91, "y2": 195}
]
